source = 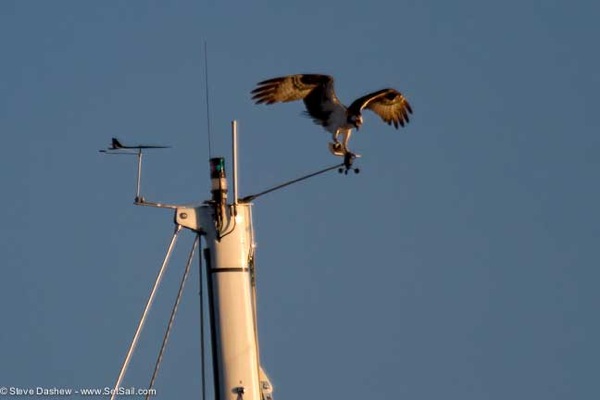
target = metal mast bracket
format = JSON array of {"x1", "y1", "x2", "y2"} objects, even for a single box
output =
[{"x1": 175, "y1": 205, "x2": 211, "y2": 234}]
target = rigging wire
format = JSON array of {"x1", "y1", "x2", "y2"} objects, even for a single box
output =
[
  {"x1": 110, "y1": 224, "x2": 182, "y2": 400},
  {"x1": 239, "y1": 162, "x2": 345, "y2": 203},
  {"x1": 146, "y1": 236, "x2": 199, "y2": 399}
]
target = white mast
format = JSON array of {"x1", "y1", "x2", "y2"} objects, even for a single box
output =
[
  {"x1": 177, "y1": 201, "x2": 261, "y2": 400},
  {"x1": 104, "y1": 119, "x2": 351, "y2": 399},
  {"x1": 175, "y1": 121, "x2": 270, "y2": 400}
]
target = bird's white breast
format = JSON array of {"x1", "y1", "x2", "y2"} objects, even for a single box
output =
[{"x1": 324, "y1": 104, "x2": 351, "y2": 134}]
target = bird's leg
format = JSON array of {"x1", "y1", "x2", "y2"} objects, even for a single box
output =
[
  {"x1": 332, "y1": 130, "x2": 340, "y2": 144},
  {"x1": 328, "y1": 130, "x2": 343, "y2": 154},
  {"x1": 341, "y1": 130, "x2": 352, "y2": 154}
]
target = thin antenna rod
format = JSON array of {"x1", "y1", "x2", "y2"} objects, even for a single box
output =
[
  {"x1": 110, "y1": 224, "x2": 182, "y2": 400},
  {"x1": 204, "y1": 41, "x2": 213, "y2": 158},
  {"x1": 232, "y1": 120, "x2": 239, "y2": 204}
]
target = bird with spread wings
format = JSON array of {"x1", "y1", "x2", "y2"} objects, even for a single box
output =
[{"x1": 251, "y1": 74, "x2": 413, "y2": 156}]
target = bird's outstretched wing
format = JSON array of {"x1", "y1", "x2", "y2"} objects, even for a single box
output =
[
  {"x1": 251, "y1": 74, "x2": 340, "y2": 127},
  {"x1": 348, "y1": 89, "x2": 413, "y2": 128},
  {"x1": 251, "y1": 74, "x2": 333, "y2": 104}
]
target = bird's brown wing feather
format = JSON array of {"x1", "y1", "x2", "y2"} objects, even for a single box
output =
[
  {"x1": 251, "y1": 74, "x2": 334, "y2": 104},
  {"x1": 349, "y1": 89, "x2": 413, "y2": 129},
  {"x1": 252, "y1": 74, "x2": 342, "y2": 127}
]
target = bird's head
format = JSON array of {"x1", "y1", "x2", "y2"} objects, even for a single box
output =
[{"x1": 348, "y1": 114, "x2": 363, "y2": 130}]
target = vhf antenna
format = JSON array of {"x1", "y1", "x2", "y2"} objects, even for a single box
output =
[{"x1": 204, "y1": 41, "x2": 213, "y2": 159}]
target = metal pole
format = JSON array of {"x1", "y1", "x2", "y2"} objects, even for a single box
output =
[
  {"x1": 240, "y1": 162, "x2": 343, "y2": 203},
  {"x1": 111, "y1": 224, "x2": 183, "y2": 400},
  {"x1": 199, "y1": 235, "x2": 206, "y2": 400},
  {"x1": 204, "y1": 204, "x2": 260, "y2": 400},
  {"x1": 232, "y1": 120, "x2": 239, "y2": 204},
  {"x1": 204, "y1": 247, "x2": 221, "y2": 400},
  {"x1": 135, "y1": 149, "x2": 143, "y2": 201}
]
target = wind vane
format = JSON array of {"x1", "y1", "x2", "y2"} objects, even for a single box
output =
[{"x1": 99, "y1": 137, "x2": 170, "y2": 203}]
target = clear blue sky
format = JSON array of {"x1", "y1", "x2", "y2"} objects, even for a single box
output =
[{"x1": 1, "y1": 1, "x2": 598, "y2": 399}]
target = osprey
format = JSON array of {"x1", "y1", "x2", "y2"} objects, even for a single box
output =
[{"x1": 251, "y1": 74, "x2": 413, "y2": 154}]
